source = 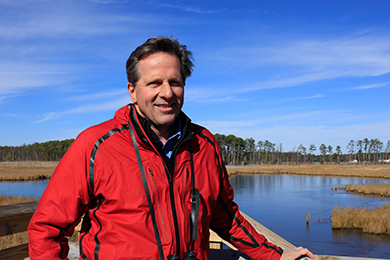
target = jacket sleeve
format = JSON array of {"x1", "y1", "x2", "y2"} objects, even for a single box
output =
[
  {"x1": 28, "y1": 134, "x2": 92, "y2": 259},
  {"x1": 209, "y1": 150, "x2": 283, "y2": 260}
]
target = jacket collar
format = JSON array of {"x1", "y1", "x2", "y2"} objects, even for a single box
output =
[{"x1": 128, "y1": 104, "x2": 193, "y2": 157}]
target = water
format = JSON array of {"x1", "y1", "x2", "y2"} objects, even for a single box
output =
[
  {"x1": 0, "y1": 179, "x2": 48, "y2": 198},
  {"x1": 1, "y1": 175, "x2": 390, "y2": 257},
  {"x1": 230, "y1": 174, "x2": 390, "y2": 258}
]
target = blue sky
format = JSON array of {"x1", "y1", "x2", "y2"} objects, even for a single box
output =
[{"x1": 1, "y1": 0, "x2": 390, "y2": 154}]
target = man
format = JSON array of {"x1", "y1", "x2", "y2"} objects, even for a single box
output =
[{"x1": 28, "y1": 36, "x2": 314, "y2": 260}]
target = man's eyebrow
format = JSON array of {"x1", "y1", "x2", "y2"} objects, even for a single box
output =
[{"x1": 169, "y1": 76, "x2": 183, "y2": 82}]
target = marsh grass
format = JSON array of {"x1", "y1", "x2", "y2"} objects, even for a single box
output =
[
  {"x1": 331, "y1": 203, "x2": 390, "y2": 235},
  {"x1": 227, "y1": 164, "x2": 390, "y2": 179},
  {"x1": 2, "y1": 162, "x2": 390, "y2": 180},
  {"x1": 0, "y1": 232, "x2": 29, "y2": 251},
  {"x1": 341, "y1": 183, "x2": 390, "y2": 197},
  {"x1": 0, "y1": 194, "x2": 36, "y2": 206},
  {"x1": 0, "y1": 161, "x2": 56, "y2": 181}
]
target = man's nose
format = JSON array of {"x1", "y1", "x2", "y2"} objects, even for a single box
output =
[{"x1": 160, "y1": 82, "x2": 174, "y2": 98}]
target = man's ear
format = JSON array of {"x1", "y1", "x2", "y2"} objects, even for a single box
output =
[{"x1": 127, "y1": 82, "x2": 137, "y2": 103}]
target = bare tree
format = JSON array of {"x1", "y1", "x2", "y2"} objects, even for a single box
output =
[{"x1": 347, "y1": 140, "x2": 355, "y2": 162}]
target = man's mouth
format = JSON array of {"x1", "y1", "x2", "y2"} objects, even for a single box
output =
[{"x1": 156, "y1": 103, "x2": 174, "y2": 108}]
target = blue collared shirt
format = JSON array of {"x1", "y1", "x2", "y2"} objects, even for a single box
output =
[{"x1": 153, "y1": 118, "x2": 182, "y2": 159}]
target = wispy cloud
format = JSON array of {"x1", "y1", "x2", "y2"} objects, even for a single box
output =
[
  {"x1": 205, "y1": 32, "x2": 390, "y2": 92},
  {"x1": 159, "y1": 4, "x2": 226, "y2": 14},
  {"x1": 85, "y1": 0, "x2": 131, "y2": 4},
  {"x1": 32, "y1": 96, "x2": 130, "y2": 124},
  {"x1": 0, "y1": 112, "x2": 23, "y2": 117},
  {"x1": 352, "y1": 82, "x2": 390, "y2": 90},
  {"x1": 0, "y1": 63, "x2": 72, "y2": 98},
  {"x1": 67, "y1": 89, "x2": 127, "y2": 102},
  {"x1": 276, "y1": 94, "x2": 326, "y2": 103},
  {"x1": 34, "y1": 112, "x2": 58, "y2": 123},
  {"x1": 63, "y1": 96, "x2": 130, "y2": 115},
  {"x1": 200, "y1": 109, "x2": 348, "y2": 130},
  {"x1": 0, "y1": 1, "x2": 151, "y2": 40}
]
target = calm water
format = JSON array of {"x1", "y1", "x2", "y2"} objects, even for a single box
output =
[
  {"x1": 1, "y1": 175, "x2": 390, "y2": 257},
  {"x1": 0, "y1": 179, "x2": 49, "y2": 198},
  {"x1": 230, "y1": 174, "x2": 390, "y2": 258}
]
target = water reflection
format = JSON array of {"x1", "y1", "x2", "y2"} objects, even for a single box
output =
[{"x1": 229, "y1": 174, "x2": 390, "y2": 258}]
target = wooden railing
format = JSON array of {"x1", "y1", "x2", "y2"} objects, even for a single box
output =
[
  {"x1": 0, "y1": 201, "x2": 37, "y2": 260},
  {"x1": 1, "y1": 202, "x2": 389, "y2": 260}
]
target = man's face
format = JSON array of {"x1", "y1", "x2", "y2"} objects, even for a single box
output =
[{"x1": 128, "y1": 52, "x2": 184, "y2": 138}]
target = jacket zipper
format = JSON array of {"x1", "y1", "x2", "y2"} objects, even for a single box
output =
[
  {"x1": 165, "y1": 135, "x2": 194, "y2": 256},
  {"x1": 148, "y1": 168, "x2": 168, "y2": 240},
  {"x1": 131, "y1": 105, "x2": 194, "y2": 257},
  {"x1": 163, "y1": 163, "x2": 181, "y2": 256}
]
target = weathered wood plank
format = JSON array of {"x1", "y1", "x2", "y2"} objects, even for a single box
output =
[
  {"x1": 0, "y1": 243, "x2": 29, "y2": 260},
  {"x1": 0, "y1": 202, "x2": 37, "y2": 237},
  {"x1": 0, "y1": 202, "x2": 38, "y2": 218},
  {"x1": 240, "y1": 211, "x2": 296, "y2": 250}
]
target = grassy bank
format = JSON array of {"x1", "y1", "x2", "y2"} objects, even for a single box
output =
[
  {"x1": 331, "y1": 204, "x2": 390, "y2": 235},
  {"x1": 340, "y1": 183, "x2": 390, "y2": 197},
  {"x1": 0, "y1": 194, "x2": 36, "y2": 206},
  {"x1": 1, "y1": 161, "x2": 390, "y2": 180},
  {"x1": 226, "y1": 164, "x2": 390, "y2": 178},
  {"x1": 0, "y1": 161, "x2": 57, "y2": 181},
  {"x1": 0, "y1": 195, "x2": 37, "y2": 250}
]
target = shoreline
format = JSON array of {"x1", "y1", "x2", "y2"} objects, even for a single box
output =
[
  {"x1": 226, "y1": 164, "x2": 390, "y2": 179},
  {"x1": 1, "y1": 162, "x2": 390, "y2": 181}
]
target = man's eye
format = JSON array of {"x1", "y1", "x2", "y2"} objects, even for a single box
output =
[
  {"x1": 170, "y1": 81, "x2": 183, "y2": 87},
  {"x1": 147, "y1": 82, "x2": 160, "y2": 87}
]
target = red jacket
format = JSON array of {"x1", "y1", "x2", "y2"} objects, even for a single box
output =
[{"x1": 28, "y1": 104, "x2": 283, "y2": 260}]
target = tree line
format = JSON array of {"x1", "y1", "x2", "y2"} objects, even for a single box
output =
[
  {"x1": 0, "y1": 139, "x2": 74, "y2": 162},
  {"x1": 1, "y1": 136, "x2": 389, "y2": 165},
  {"x1": 214, "y1": 134, "x2": 390, "y2": 165}
]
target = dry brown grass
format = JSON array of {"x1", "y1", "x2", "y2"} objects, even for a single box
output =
[
  {"x1": 226, "y1": 164, "x2": 390, "y2": 178},
  {"x1": 341, "y1": 183, "x2": 390, "y2": 197},
  {"x1": 331, "y1": 203, "x2": 390, "y2": 235},
  {"x1": 1, "y1": 162, "x2": 390, "y2": 180},
  {"x1": 0, "y1": 232, "x2": 29, "y2": 251},
  {"x1": 0, "y1": 161, "x2": 57, "y2": 181},
  {"x1": 0, "y1": 194, "x2": 36, "y2": 206}
]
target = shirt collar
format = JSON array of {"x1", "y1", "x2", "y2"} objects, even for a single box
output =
[{"x1": 152, "y1": 117, "x2": 182, "y2": 159}]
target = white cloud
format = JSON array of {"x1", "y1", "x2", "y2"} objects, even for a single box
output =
[
  {"x1": 200, "y1": 109, "x2": 350, "y2": 130},
  {"x1": 205, "y1": 32, "x2": 390, "y2": 92},
  {"x1": 67, "y1": 89, "x2": 127, "y2": 102},
  {"x1": 275, "y1": 94, "x2": 326, "y2": 104},
  {"x1": 0, "y1": 63, "x2": 70, "y2": 96},
  {"x1": 352, "y1": 82, "x2": 390, "y2": 90},
  {"x1": 159, "y1": 4, "x2": 226, "y2": 14},
  {"x1": 34, "y1": 112, "x2": 58, "y2": 123},
  {"x1": 63, "y1": 96, "x2": 130, "y2": 115}
]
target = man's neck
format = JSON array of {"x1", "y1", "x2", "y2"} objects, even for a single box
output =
[{"x1": 150, "y1": 121, "x2": 179, "y2": 146}]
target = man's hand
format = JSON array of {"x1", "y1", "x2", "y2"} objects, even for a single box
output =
[{"x1": 280, "y1": 247, "x2": 315, "y2": 260}]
